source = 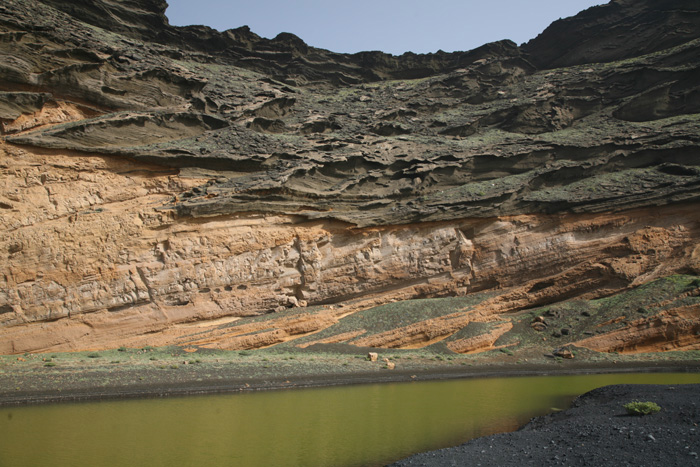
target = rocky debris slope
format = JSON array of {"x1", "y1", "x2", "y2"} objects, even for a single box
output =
[
  {"x1": 0, "y1": 0, "x2": 699, "y2": 354},
  {"x1": 390, "y1": 384, "x2": 700, "y2": 466}
]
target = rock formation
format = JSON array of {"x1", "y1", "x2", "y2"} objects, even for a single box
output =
[{"x1": 0, "y1": 0, "x2": 699, "y2": 354}]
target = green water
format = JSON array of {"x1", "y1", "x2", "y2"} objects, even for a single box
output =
[{"x1": 0, "y1": 372, "x2": 698, "y2": 467}]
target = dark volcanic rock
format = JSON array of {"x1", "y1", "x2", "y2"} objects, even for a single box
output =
[
  {"x1": 390, "y1": 384, "x2": 700, "y2": 467},
  {"x1": 2, "y1": 0, "x2": 699, "y2": 227},
  {"x1": 523, "y1": 0, "x2": 700, "y2": 69},
  {"x1": 36, "y1": 0, "x2": 171, "y2": 42},
  {"x1": 1, "y1": 0, "x2": 700, "y2": 354}
]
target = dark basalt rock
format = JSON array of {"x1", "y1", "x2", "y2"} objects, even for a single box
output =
[
  {"x1": 2, "y1": 0, "x2": 700, "y2": 227},
  {"x1": 36, "y1": 0, "x2": 171, "y2": 41},
  {"x1": 390, "y1": 384, "x2": 700, "y2": 466},
  {"x1": 522, "y1": 0, "x2": 700, "y2": 69},
  {"x1": 0, "y1": 92, "x2": 51, "y2": 121}
]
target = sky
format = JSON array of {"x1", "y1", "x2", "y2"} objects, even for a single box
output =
[{"x1": 165, "y1": 0, "x2": 606, "y2": 56}]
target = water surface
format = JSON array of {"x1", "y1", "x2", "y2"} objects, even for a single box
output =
[{"x1": 1, "y1": 372, "x2": 698, "y2": 466}]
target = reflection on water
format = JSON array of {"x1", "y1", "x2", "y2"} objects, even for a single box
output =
[{"x1": 0, "y1": 372, "x2": 698, "y2": 467}]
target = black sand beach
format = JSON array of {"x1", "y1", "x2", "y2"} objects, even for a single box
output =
[{"x1": 389, "y1": 383, "x2": 700, "y2": 466}]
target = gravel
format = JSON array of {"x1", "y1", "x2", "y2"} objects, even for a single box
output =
[{"x1": 389, "y1": 384, "x2": 700, "y2": 466}]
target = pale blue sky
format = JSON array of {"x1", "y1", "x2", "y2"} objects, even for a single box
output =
[{"x1": 165, "y1": 0, "x2": 606, "y2": 55}]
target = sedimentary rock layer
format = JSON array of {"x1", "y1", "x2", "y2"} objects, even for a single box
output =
[
  {"x1": 1, "y1": 0, "x2": 699, "y2": 353},
  {"x1": 1, "y1": 138, "x2": 698, "y2": 353}
]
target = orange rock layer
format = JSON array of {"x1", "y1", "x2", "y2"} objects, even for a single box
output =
[
  {"x1": 575, "y1": 305, "x2": 700, "y2": 354},
  {"x1": 1, "y1": 139, "x2": 700, "y2": 354}
]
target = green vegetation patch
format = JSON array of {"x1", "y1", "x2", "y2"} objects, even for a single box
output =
[
  {"x1": 425, "y1": 171, "x2": 535, "y2": 203},
  {"x1": 286, "y1": 293, "x2": 495, "y2": 348},
  {"x1": 592, "y1": 274, "x2": 700, "y2": 312},
  {"x1": 624, "y1": 401, "x2": 661, "y2": 416},
  {"x1": 487, "y1": 274, "x2": 700, "y2": 353},
  {"x1": 524, "y1": 167, "x2": 700, "y2": 204},
  {"x1": 440, "y1": 321, "x2": 502, "y2": 344}
]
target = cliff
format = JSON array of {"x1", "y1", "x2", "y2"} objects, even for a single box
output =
[{"x1": 0, "y1": 0, "x2": 699, "y2": 355}]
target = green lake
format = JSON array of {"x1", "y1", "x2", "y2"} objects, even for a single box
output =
[{"x1": 1, "y1": 372, "x2": 698, "y2": 467}]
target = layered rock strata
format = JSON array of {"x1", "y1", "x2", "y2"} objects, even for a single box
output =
[{"x1": 0, "y1": 0, "x2": 699, "y2": 353}]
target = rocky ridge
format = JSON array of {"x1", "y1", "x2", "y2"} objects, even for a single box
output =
[{"x1": 0, "y1": 0, "x2": 699, "y2": 354}]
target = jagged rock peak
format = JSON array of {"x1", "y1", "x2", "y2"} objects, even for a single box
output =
[
  {"x1": 523, "y1": 0, "x2": 700, "y2": 68},
  {"x1": 37, "y1": 0, "x2": 171, "y2": 40}
]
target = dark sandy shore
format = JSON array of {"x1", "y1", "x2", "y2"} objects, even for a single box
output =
[{"x1": 389, "y1": 383, "x2": 700, "y2": 466}]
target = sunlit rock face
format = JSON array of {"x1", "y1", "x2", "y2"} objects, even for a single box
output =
[{"x1": 1, "y1": 0, "x2": 699, "y2": 354}]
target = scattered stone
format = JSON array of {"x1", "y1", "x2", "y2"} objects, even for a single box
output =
[
  {"x1": 553, "y1": 347, "x2": 574, "y2": 359},
  {"x1": 532, "y1": 316, "x2": 548, "y2": 331}
]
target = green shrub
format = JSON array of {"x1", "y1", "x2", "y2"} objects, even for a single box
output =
[
  {"x1": 44, "y1": 362, "x2": 56, "y2": 367},
  {"x1": 117, "y1": 346, "x2": 128, "y2": 352},
  {"x1": 624, "y1": 401, "x2": 661, "y2": 416},
  {"x1": 87, "y1": 352, "x2": 100, "y2": 358}
]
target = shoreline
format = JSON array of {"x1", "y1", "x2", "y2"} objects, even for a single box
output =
[
  {"x1": 390, "y1": 382, "x2": 700, "y2": 466},
  {"x1": 2, "y1": 358, "x2": 699, "y2": 407}
]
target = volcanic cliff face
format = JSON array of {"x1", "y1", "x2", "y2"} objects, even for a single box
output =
[{"x1": 0, "y1": 0, "x2": 699, "y2": 354}]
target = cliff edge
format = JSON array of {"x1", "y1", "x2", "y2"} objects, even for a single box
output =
[{"x1": 0, "y1": 0, "x2": 699, "y2": 355}]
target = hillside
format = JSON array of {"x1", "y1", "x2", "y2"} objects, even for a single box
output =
[{"x1": 0, "y1": 0, "x2": 699, "y2": 357}]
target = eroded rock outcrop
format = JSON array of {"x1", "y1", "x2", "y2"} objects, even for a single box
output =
[{"x1": 0, "y1": 0, "x2": 699, "y2": 354}]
